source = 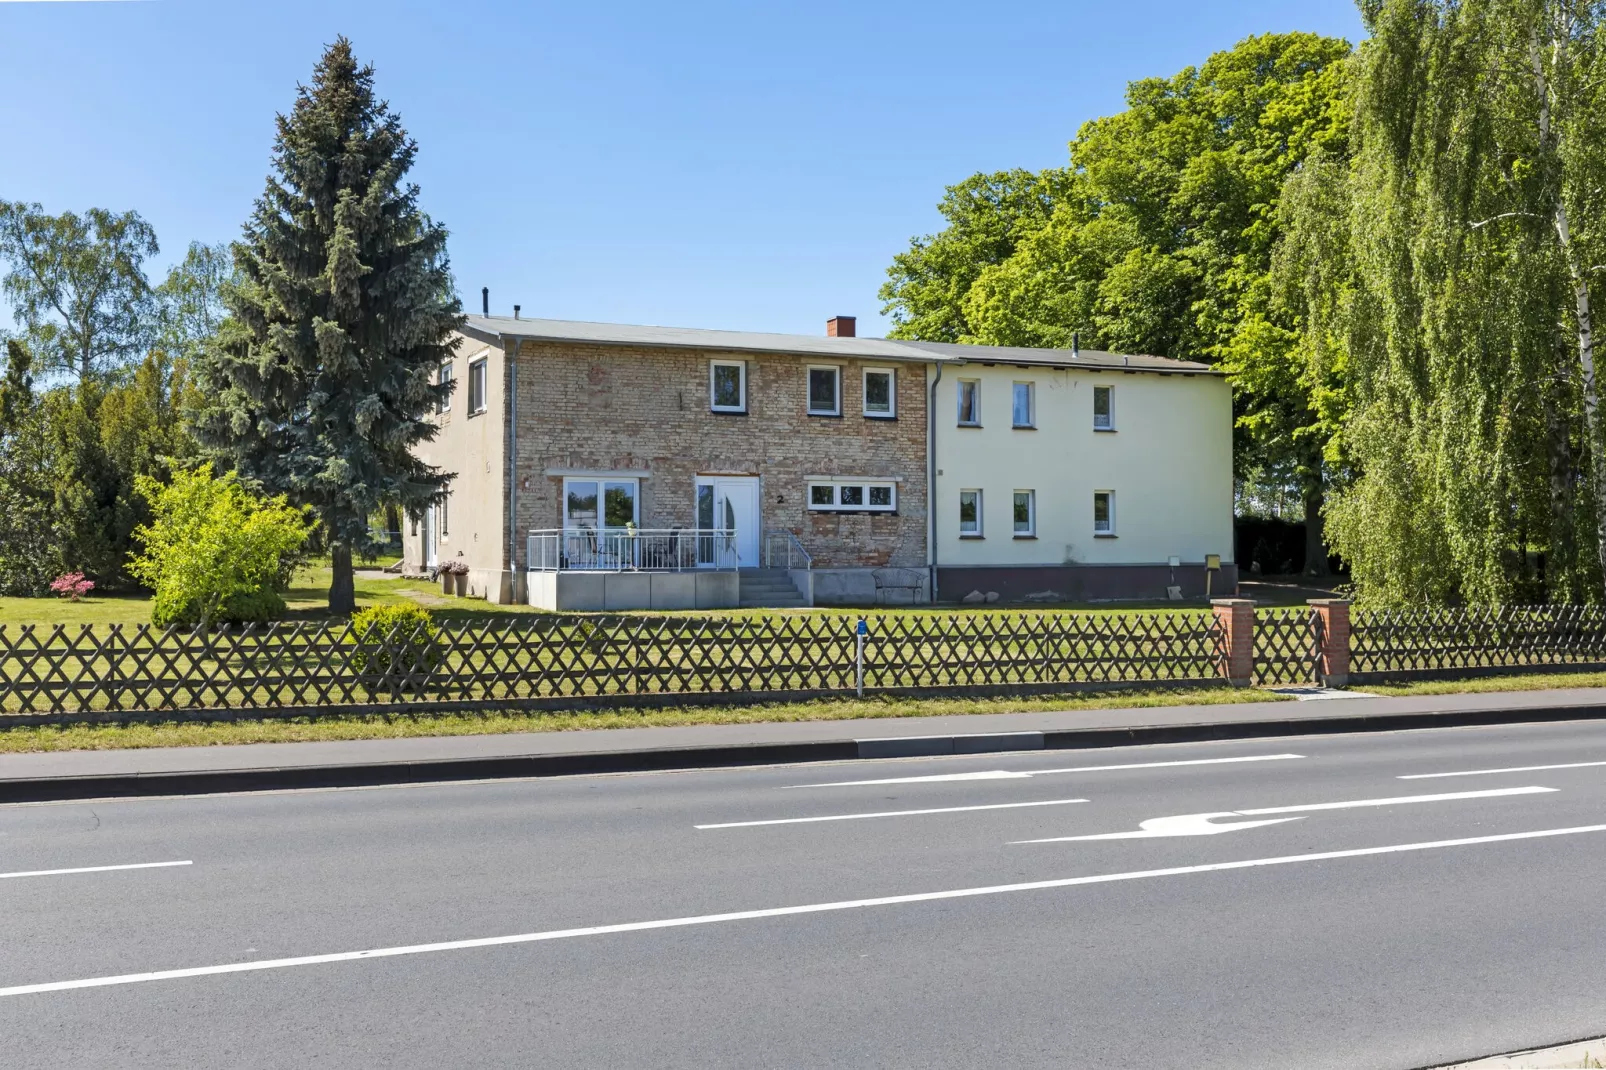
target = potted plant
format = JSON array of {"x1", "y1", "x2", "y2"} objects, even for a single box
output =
[{"x1": 440, "y1": 559, "x2": 470, "y2": 595}]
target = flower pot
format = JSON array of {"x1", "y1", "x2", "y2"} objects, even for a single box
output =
[
  {"x1": 454, "y1": 573, "x2": 468, "y2": 597},
  {"x1": 441, "y1": 573, "x2": 454, "y2": 595}
]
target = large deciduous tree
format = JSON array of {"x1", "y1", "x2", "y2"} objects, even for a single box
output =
[
  {"x1": 880, "y1": 33, "x2": 1354, "y2": 573},
  {"x1": 191, "y1": 38, "x2": 460, "y2": 613},
  {"x1": 0, "y1": 203, "x2": 158, "y2": 386},
  {"x1": 1306, "y1": 0, "x2": 1606, "y2": 604}
]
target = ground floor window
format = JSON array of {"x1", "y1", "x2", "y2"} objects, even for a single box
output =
[
  {"x1": 807, "y1": 479, "x2": 896, "y2": 513},
  {"x1": 564, "y1": 477, "x2": 639, "y2": 531},
  {"x1": 1094, "y1": 490, "x2": 1116, "y2": 535},
  {"x1": 959, "y1": 489, "x2": 982, "y2": 536},
  {"x1": 1013, "y1": 490, "x2": 1035, "y2": 536}
]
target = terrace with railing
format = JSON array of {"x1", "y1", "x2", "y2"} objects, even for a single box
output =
[{"x1": 527, "y1": 528, "x2": 739, "y2": 573}]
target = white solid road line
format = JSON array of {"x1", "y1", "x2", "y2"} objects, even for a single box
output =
[
  {"x1": 797, "y1": 753, "x2": 1306, "y2": 788},
  {"x1": 696, "y1": 798, "x2": 1089, "y2": 829},
  {"x1": 0, "y1": 861, "x2": 192, "y2": 881},
  {"x1": 1014, "y1": 785, "x2": 1558, "y2": 842},
  {"x1": 5, "y1": 823, "x2": 1606, "y2": 999},
  {"x1": 1401, "y1": 759, "x2": 1606, "y2": 780}
]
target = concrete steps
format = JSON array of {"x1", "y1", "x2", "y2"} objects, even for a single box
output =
[{"x1": 738, "y1": 569, "x2": 809, "y2": 608}]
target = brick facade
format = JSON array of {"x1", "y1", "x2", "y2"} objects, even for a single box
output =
[{"x1": 509, "y1": 340, "x2": 930, "y2": 570}]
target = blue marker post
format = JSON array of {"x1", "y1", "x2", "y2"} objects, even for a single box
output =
[{"x1": 855, "y1": 617, "x2": 868, "y2": 697}]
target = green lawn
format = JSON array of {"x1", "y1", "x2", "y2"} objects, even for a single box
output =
[
  {"x1": 0, "y1": 567, "x2": 1225, "y2": 630},
  {"x1": 0, "y1": 685, "x2": 1288, "y2": 753},
  {"x1": 1361, "y1": 670, "x2": 1606, "y2": 696}
]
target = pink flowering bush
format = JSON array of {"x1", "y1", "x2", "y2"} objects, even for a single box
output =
[{"x1": 50, "y1": 572, "x2": 95, "y2": 602}]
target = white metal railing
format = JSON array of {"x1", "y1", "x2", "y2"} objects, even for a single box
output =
[
  {"x1": 763, "y1": 528, "x2": 813, "y2": 570},
  {"x1": 527, "y1": 528, "x2": 739, "y2": 572}
]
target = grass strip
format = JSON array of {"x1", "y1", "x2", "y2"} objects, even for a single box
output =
[
  {"x1": 0, "y1": 686, "x2": 1287, "y2": 753},
  {"x1": 1361, "y1": 671, "x2": 1606, "y2": 696}
]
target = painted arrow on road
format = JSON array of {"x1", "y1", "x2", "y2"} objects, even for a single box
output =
[{"x1": 1011, "y1": 785, "x2": 1558, "y2": 843}]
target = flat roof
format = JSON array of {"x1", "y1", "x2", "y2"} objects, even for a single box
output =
[{"x1": 462, "y1": 315, "x2": 1218, "y2": 374}]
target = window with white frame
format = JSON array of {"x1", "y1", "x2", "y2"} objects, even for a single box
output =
[
  {"x1": 957, "y1": 379, "x2": 980, "y2": 426},
  {"x1": 563, "y1": 477, "x2": 639, "y2": 531},
  {"x1": 806, "y1": 479, "x2": 896, "y2": 513},
  {"x1": 438, "y1": 362, "x2": 454, "y2": 414},
  {"x1": 468, "y1": 357, "x2": 488, "y2": 415},
  {"x1": 959, "y1": 489, "x2": 982, "y2": 536},
  {"x1": 1094, "y1": 490, "x2": 1116, "y2": 535},
  {"x1": 807, "y1": 366, "x2": 841, "y2": 415},
  {"x1": 1012, "y1": 381, "x2": 1034, "y2": 428},
  {"x1": 1093, "y1": 384, "x2": 1114, "y2": 430},
  {"x1": 863, "y1": 368, "x2": 895, "y2": 417},
  {"x1": 1013, "y1": 490, "x2": 1035, "y2": 536},
  {"x1": 710, "y1": 360, "x2": 746, "y2": 412}
]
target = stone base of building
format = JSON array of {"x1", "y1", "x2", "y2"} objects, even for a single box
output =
[
  {"x1": 527, "y1": 571, "x2": 740, "y2": 611},
  {"x1": 808, "y1": 568, "x2": 932, "y2": 606},
  {"x1": 935, "y1": 563, "x2": 1239, "y2": 605}
]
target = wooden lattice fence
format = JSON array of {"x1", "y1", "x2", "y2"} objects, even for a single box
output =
[
  {"x1": 1350, "y1": 605, "x2": 1606, "y2": 676},
  {"x1": 0, "y1": 612, "x2": 1225, "y2": 718}
]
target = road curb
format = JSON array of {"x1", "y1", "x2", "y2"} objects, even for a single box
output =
[{"x1": 4, "y1": 701, "x2": 1606, "y2": 803}]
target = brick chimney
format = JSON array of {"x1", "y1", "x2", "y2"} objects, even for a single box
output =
[{"x1": 826, "y1": 316, "x2": 856, "y2": 338}]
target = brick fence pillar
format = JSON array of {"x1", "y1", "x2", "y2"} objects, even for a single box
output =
[
  {"x1": 1308, "y1": 598, "x2": 1351, "y2": 688},
  {"x1": 1211, "y1": 598, "x2": 1256, "y2": 687}
]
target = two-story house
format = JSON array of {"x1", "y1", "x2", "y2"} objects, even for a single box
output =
[
  {"x1": 402, "y1": 311, "x2": 1238, "y2": 608},
  {"x1": 925, "y1": 341, "x2": 1234, "y2": 602}
]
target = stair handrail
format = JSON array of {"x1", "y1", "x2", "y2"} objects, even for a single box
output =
[{"x1": 763, "y1": 528, "x2": 813, "y2": 571}]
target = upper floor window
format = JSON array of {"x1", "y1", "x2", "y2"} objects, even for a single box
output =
[
  {"x1": 710, "y1": 360, "x2": 747, "y2": 413},
  {"x1": 808, "y1": 366, "x2": 841, "y2": 416},
  {"x1": 1093, "y1": 384, "x2": 1114, "y2": 430},
  {"x1": 468, "y1": 357, "x2": 488, "y2": 415},
  {"x1": 807, "y1": 479, "x2": 896, "y2": 513},
  {"x1": 1012, "y1": 382, "x2": 1034, "y2": 428},
  {"x1": 957, "y1": 379, "x2": 980, "y2": 426},
  {"x1": 863, "y1": 368, "x2": 895, "y2": 418},
  {"x1": 437, "y1": 362, "x2": 454, "y2": 414},
  {"x1": 1094, "y1": 490, "x2": 1116, "y2": 535}
]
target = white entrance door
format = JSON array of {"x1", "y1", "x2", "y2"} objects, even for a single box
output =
[
  {"x1": 696, "y1": 477, "x2": 760, "y2": 568},
  {"x1": 423, "y1": 507, "x2": 439, "y2": 569}
]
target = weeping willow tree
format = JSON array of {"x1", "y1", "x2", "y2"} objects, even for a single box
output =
[{"x1": 1304, "y1": 0, "x2": 1606, "y2": 604}]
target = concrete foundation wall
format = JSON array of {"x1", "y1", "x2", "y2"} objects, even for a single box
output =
[
  {"x1": 810, "y1": 568, "x2": 931, "y2": 607},
  {"x1": 936, "y1": 563, "x2": 1239, "y2": 604},
  {"x1": 527, "y1": 571, "x2": 740, "y2": 611}
]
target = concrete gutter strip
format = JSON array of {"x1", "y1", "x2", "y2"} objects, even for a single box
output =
[
  {"x1": 1432, "y1": 1034, "x2": 1606, "y2": 1068},
  {"x1": 4, "y1": 696, "x2": 1606, "y2": 803}
]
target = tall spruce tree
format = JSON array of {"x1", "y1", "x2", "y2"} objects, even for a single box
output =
[{"x1": 192, "y1": 38, "x2": 460, "y2": 613}]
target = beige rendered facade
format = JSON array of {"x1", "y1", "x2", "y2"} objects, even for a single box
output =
[{"x1": 929, "y1": 347, "x2": 1236, "y2": 602}]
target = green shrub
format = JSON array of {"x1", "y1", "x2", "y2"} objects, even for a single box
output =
[
  {"x1": 219, "y1": 589, "x2": 287, "y2": 626},
  {"x1": 129, "y1": 465, "x2": 310, "y2": 628},
  {"x1": 348, "y1": 604, "x2": 441, "y2": 691}
]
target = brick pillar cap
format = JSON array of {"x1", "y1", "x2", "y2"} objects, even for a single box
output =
[
  {"x1": 1210, "y1": 598, "x2": 1255, "y2": 607},
  {"x1": 1307, "y1": 598, "x2": 1352, "y2": 606}
]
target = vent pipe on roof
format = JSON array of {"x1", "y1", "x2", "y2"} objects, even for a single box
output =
[
  {"x1": 1072, "y1": 331, "x2": 1080, "y2": 357},
  {"x1": 514, "y1": 305, "x2": 521, "y2": 320},
  {"x1": 482, "y1": 287, "x2": 489, "y2": 316},
  {"x1": 826, "y1": 316, "x2": 856, "y2": 338}
]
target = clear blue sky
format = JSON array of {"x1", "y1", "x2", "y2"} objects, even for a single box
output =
[{"x1": 0, "y1": 0, "x2": 1364, "y2": 337}]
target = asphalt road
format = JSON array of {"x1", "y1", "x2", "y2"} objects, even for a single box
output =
[{"x1": 5, "y1": 721, "x2": 1606, "y2": 1069}]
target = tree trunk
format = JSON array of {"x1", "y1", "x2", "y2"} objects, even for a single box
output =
[
  {"x1": 329, "y1": 543, "x2": 356, "y2": 615},
  {"x1": 1302, "y1": 480, "x2": 1331, "y2": 577},
  {"x1": 1544, "y1": 376, "x2": 1578, "y2": 600}
]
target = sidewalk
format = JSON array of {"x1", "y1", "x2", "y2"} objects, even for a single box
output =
[{"x1": 3, "y1": 686, "x2": 1605, "y2": 802}]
